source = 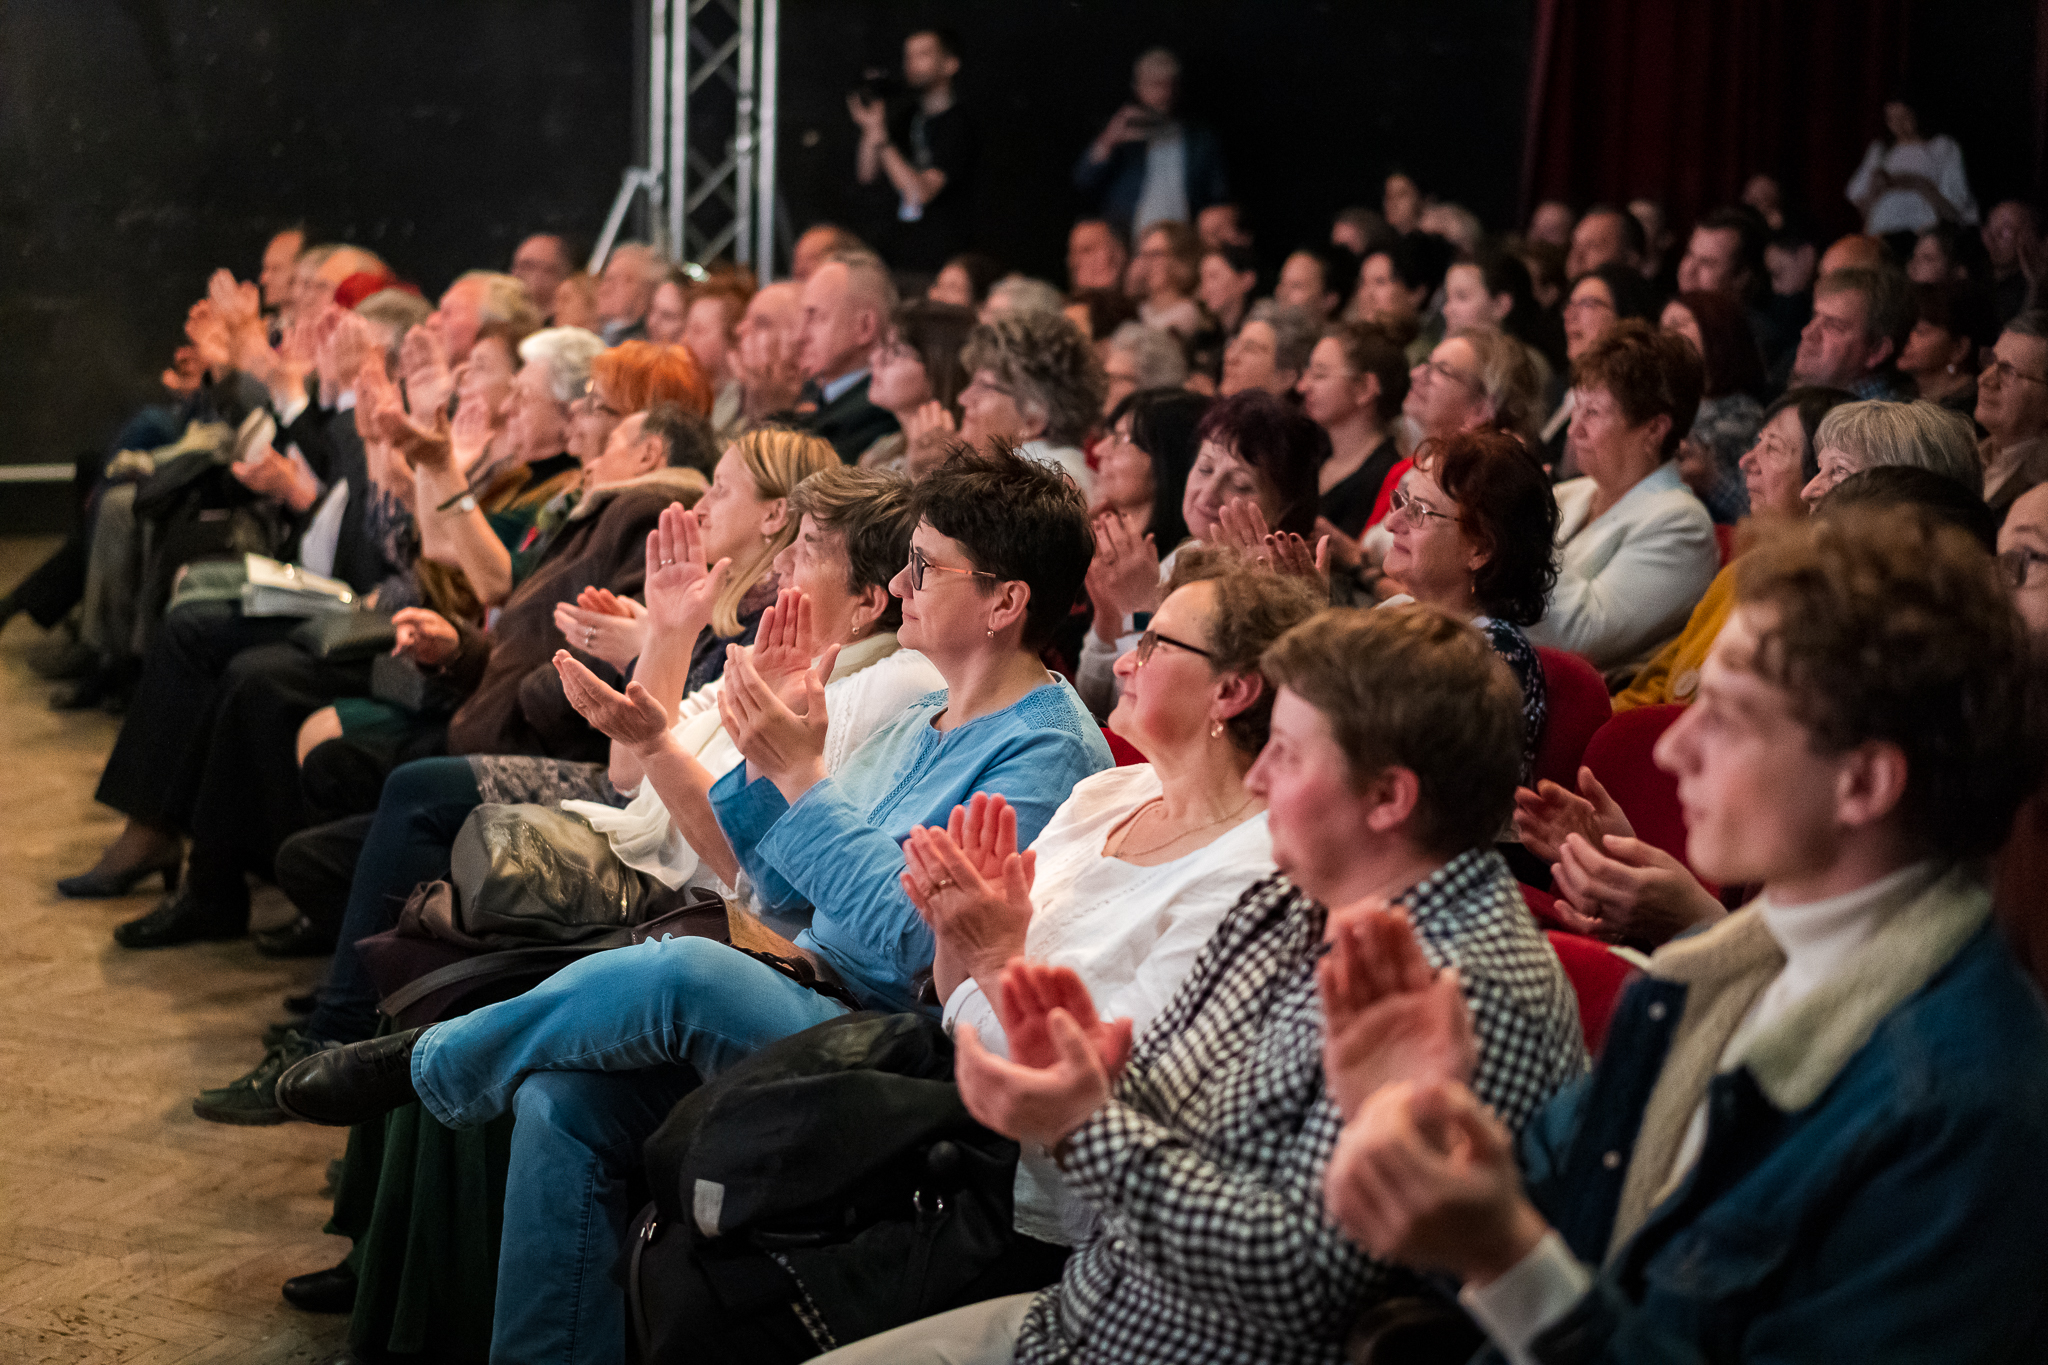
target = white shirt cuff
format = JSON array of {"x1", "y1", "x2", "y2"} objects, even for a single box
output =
[{"x1": 1458, "y1": 1230, "x2": 1594, "y2": 1365}]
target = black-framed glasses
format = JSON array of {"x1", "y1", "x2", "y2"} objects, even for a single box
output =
[
  {"x1": 1133, "y1": 628, "x2": 1214, "y2": 667},
  {"x1": 2001, "y1": 546, "x2": 2048, "y2": 590},
  {"x1": 1388, "y1": 486, "x2": 1456, "y2": 525},
  {"x1": 907, "y1": 543, "x2": 997, "y2": 592}
]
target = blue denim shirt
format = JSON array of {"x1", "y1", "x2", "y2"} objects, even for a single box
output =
[
  {"x1": 1500, "y1": 898, "x2": 2048, "y2": 1363},
  {"x1": 711, "y1": 680, "x2": 1111, "y2": 1013}
]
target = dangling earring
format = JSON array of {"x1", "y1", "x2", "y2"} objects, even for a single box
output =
[{"x1": 1210, "y1": 721, "x2": 1224, "y2": 739}]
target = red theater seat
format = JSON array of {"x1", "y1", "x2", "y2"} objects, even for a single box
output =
[
  {"x1": 1545, "y1": 930, "x2": 1637, "y2": 1054},
  {"x1": 1532, "y1": 647, "x2": 1611, "y2": 792}
]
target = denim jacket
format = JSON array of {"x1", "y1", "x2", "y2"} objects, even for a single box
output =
[{"x1": 1500, "y1": 866, "x2": 2048, "y2": 1363}]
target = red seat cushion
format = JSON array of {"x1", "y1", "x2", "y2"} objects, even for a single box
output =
[
  {"x1": 1101, "y1": 727, "x2": 1146, "y2": 767},
  {"x1": 1580, "y1": 704, "x2": 1711, "y2": 888},
  {"x1": 1531, "y1": 648, "x2": 1611, "y2": 792},
  {"x1": 1544, "y1": 930, "x2": 1637, "y2": 1054}
]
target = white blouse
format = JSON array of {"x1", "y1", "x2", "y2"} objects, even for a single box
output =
[
  {"x1": 560, "y1": 634, "x2": 943, "y2": 891},
  {"x1": 943, "y1": 763, "x2": 1277, "y2": 1244},
  {"x1": 1846, "y1": 136, "x2": 1978, "y2": 234}
]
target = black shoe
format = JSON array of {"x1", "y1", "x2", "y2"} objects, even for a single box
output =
[
  {"x1": 275, "y1": 1027, "x2": 425, "y2": 1126},
  {"x1": 255, "y1": 914, "x2": 339, "y2": 959},
  {"x1": 281, "y1": 1261, "x2": 357, "y2": 1314},
  {"x1": 57, "y1": 856, "x2": 182, "y2": 899},
  {"x1": 192, "y1": 1031, "x2": 333, "y2": 1126},
  {"x1": 283, "y1": 990, "x2": 319, "y2": 1016},
  {"x1": 113, "y1": 891, "x2": 246, "y2": 948}
]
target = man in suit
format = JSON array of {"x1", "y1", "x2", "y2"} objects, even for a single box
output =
[
  {"x1": 1073, "y1": 48, "x2": 1229, "y2": 243},
  {"x1": 791, "y1": 251, "x2": 900, "y2": 462}
]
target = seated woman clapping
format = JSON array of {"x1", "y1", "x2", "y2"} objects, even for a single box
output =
[
  {"x1": 550, "y1": 465, "x2": 944, "y2": 913},
  {"x1": 901, "y1": 548, "x2": 1323, "y2": 1247}
]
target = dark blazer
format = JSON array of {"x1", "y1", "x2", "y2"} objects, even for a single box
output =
[
  {"x1": 1071, "y1": 118, "x2": 1230, "y2": 238},
  {"x1": 796, "y1": 375, "x2": 900, "y2": 465}
]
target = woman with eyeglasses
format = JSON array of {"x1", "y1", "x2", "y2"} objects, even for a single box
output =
[
  {"x1": 1378, "y1": 430, "x2": 1558, "y2": 782},
  {"x1": 269, "y1": 443, "x2": 1113, "y2": 1365},
  {"x1": 890, "y1": 548, "x2": 1319, "y2": 1262}
]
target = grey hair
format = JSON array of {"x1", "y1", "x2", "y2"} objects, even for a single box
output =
[
  {"x1": 1244, "y1": 300, "x2": 1321, "y2": 375},
  {"x1": 2006, "y1": 309, "x2": 2048, "y2": 342},
  {"x1": 960, "y1": 312, "x2": 1108, "y2": 447},
  {"x1": 518, "y1": 326, "x2": 607, "y2": 403},
  {"x1": 1449, "y1": 325, "x2": 1544, "y2": 443},
  {"x1": 984, "y1": 274, "x2": 1068, "y2": 321},
  {"x1": 1106, "y1": 322, "x2": 1189, "y2": 389},
  {"x1": 602, "y1": 242, "x2": 667, "y2": 284},
  {"x1": 827, "y1": 249, "x2": 901, "y2": 321},
  {"x1": 453, "y1": 270, "x2": 543, "y2": 334},
  {"x1": 1814, "y1": 399, "x2": 1983, "y2": 497}
]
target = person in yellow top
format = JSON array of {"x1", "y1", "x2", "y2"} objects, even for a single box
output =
[{"x1": 1614, "y1": 387, "x2": 1849, "y2": 711}]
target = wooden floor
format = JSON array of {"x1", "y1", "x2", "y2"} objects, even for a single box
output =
[{"x1": 0, "y1": 537, "x2": 352, "y2": 1364}]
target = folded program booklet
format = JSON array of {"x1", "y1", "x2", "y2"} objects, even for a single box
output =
[{"x1": 240, "y1": 553, "x2": 357, "y2": 617}]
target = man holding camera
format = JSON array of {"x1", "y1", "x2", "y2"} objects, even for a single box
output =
[
  {"x1": 847, "y1": 28, "x2": 975, "y2": 273},
  {"x1": 1074, "y1": 48, "x2": 1230, "y2": 244}
]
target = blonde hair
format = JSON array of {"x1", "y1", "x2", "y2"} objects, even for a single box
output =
[
  {"x1": 711, "y1": 427, "x2": 840, "y2": 635},
  {"x1": 1449, "y1": 324, "x2": 1543, "y2": 443}
]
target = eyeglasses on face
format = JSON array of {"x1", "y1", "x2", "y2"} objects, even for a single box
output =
[
  {"x1": 1388, "y1": 486, "x2": 1456, "y2": 525},
  {"x1": 2001, "y1": 546, "x2": 2048, "y2": 590},
  {"x1": 1414, "y1": 358, "x2": 1482, "y2": 391},
  {"x1": 906, "y1": 543, "x2": 997, "y2": 592},
  {"x1": 1984, "y1": 356, "x2": 2048, "y2": 388},
  {"x1": 1133, "y1": 628, "x2": 1214, "y2": 667}
]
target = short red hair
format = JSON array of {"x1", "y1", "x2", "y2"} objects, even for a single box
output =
[{"x1": 591, "y1": 340, "x2": 713, "y2": 417}]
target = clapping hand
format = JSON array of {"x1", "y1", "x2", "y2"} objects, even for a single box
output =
[
  {"x1": 390, "y1": 608, "x2": 460, "y2": 667},
  {"x1": 400, "y1": 325, "x2": 456, "y2": 420},
  {"x1": 554, "y1": 650, "x2": 673, "y2": 756},
  {"x1": 1512, "y1": 766, "x2": 1634, "y2": 866},
  {"x1": 1547, "y1": 831, "x2": 1724, "y2": 948},
  {"x1": 448, "y1": 373, "x2": 502, "y2": 476},
  {"x1": 1214, "y1": 497, "x2": 1330, "y2": 586},
  {"x1": 902, "y1": 401, "x2": 961, "y2": 481},
  {"x1": 715, "y1": 639, "x2": 835, "y2": 801},
  {"x1": 231, "y1": 445, "x2": 320, "y2": 513},
  {"x1": 750, "y1": 588, "x2": 824, "y2": 713},
  {"x1": 1084, "y1": 510, "x2": 1163, "y2": 642},
  {"x1": 1323, "y1": 1079, "x2": 1548, "y2": 1280},
  {"x1": 901, "y1": 792, "x2": 1037, "y2": 987},
  {"x1": 643, "y1": 503, "x2": 730, "y2": 646},
  {"x1": 1318, "y1": 903, "x2": 1477, "y2": 1123},
  {"x1": 954, "y1": 962, "x2": 1132, "y2": 1148},
  {"x1": 737, "y1": 325, "x2": 806, "y2": 421},
  {"x1": 184, "y1": 300, "x2": 233, "y2": 375},
  {"x1": 553, "y1": 596, "x2": 647, "y2": 670}
]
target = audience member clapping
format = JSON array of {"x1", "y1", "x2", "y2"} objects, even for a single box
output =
[{"x1": 858, "y1": 299, "x2": 975, "y2": 475}]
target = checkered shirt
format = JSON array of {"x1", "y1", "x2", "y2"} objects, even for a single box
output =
[{"x1": 1013, "y1": 849, "x2": 1588, "y2": 1365}]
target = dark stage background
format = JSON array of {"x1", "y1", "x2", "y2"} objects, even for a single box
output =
[{"x1": 3, "y1": 0, "x2": 2043, "y2": 533}]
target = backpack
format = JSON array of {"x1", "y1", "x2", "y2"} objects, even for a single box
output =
[{"x1": 622, "y1": 1012, "x2": 1038, "y2": 1363}]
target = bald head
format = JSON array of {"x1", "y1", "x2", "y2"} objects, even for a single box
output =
[
  {"x1": 798, "y1": 255, "x2": 896, "y2": 382},
  {"x1": 1819, "y1": 234, "x2": 1887, "y2": 277},
  {"x1": 599, "y1": 244, "x2": 664, "y2": 329}
]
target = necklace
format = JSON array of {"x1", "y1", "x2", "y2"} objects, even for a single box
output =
[{"x1": 1110, "y1": 793, "x2": 1256, "y2": 860}]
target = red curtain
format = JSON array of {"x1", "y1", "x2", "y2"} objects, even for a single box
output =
[{"x1": 1520, "y1": 0, "x2": 1914, "y2": 236}]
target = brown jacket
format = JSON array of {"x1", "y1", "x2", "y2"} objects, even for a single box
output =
[{"x1": 441, "y1": 467, "x2": 706, "y2": 760}]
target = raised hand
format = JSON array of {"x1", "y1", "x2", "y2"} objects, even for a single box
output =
[
  {"x1": 1512, "y1": 766, "x2": 1635, "y2": 867},
  {"x1": 1323, "y1": 1080, "x2": 1548, "y2": 1281},
  {"x1": 553, "y1": 599, "x2": 648, "y2": 671},
  {"x1": 449, "y1": 377, "x2": 499, "y2": 476},
  {"x1": 643, "y1": 503, "x2": 730, "y2": 645},
  {"x1": 576, "y1": 586, "x2": 644, "y2": 620},
  {"x1": 399, "y1": 325, "x2": 456, "y2": 419},
  {"x1": 1211, "y1": 495, "x2": 1271, "y2": 557},
  {"x1": 184, "y1": 300, "x2": 233, "y2": 375},
  {"x1": 390, "y1": 608, "x2": 460, "y2": 667},
  {"x1": 1318, "y1": 903, "x2": 1477, "y2": 1122},
  {"x1": 316, "y1": 308, "x2": 376, "y2": 408},
  {"x1": 1085, "y1": 510, "x2": 1164, "y2": 642},
  {"x1": 737, "y1": 325, "x2": 806, "y2": 421},
  {"x1": 902, "y1": 401, "x2": 961, "y2": 481},
  {"x1": 715, "y1": 641, "x2": 835, "y2": 801},
  {"x1": 953, "y1": 962, "x2": 1133, "y2": 1147},
  {"x1": 554, "y1": 650, "x2": 673, "y2": 754},
  {"x1": 749, "y1": 588, "x2": 822, "y2": 713},
  {"x1": 951, "y1": 791, "x2": 1023, "y2": 886},
  {"x1": 207, "y1": 268, "x2": 262, "y2": 334},
  {"x1": 1548, "y1": 831, "x2": 1723, "y2": 948}
]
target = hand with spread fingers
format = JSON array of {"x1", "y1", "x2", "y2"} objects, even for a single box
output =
[
  {"x1": 1318, "y1": 902, "x2": 1477, "y2": 1123},
  {"x1": 1085, "y1": 510, "x2": 1163, "y2": 642},
  {"x1": 954, "y1": 961, "x2": 1134, "y2": 1149},
  {"x1": 1214, "y1": 496, "x2": 1330, "y2": 587},
  {"x1": 448, "y1": 374, "x2": 502, "y2": 476},
  {"x1": 749, "y1": 588, "x2": 824, "y2": 713},
  {"x1": 643, "y1": 503, "x2": 730, "y2": 646},
  {"x1": 1548, "y1": 831, "x2": 1724, "y2": 948},
  {"x1": 737, "y1": 326, "x2": 806, "y2": 421},
  {"x1": 552, "y1": 598, "x2": 647, "y2": 671},
  {"x1": 554, "y1": 649, "x2": 673, "y2": 755},
  {"x1": 715, "y1": 641, "x2": 835, "y2": 803},
  {"x1": 1513, "y1": 765, "x2": 1635, "y2": 866},
  {"x1": 901, "y1": 792, "x2": 1037, "y2": 999},
  {"x1": 1323, "y1": 1079, "x2": 1550, "y2": 1283},
  {"x1": 400, "y1": 325, "x2": 456, "y2": 420}
]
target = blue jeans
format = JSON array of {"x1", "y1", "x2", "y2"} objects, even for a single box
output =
[{"x1": 411, "y1": 935, "x2": 855, "y2": 1365}]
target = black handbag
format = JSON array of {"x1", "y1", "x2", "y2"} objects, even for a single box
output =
[
  {"x1": 623, "y1": 1013, "x2": 1038, "y2": 1363},
  {"x1": 290, "y1": 609, "x2": 397, "y2": 661}
]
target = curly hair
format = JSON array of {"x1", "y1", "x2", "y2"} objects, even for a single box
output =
[
  {"x1": 1570, "y1": 318, "x2": 1704, "y2": 457},
  {"x1": 1415, "y1": 431, "x2": 1560, "y2": 627},
  {"x1": 1160, "y1": 544, "x2": 1326, "y2": 755},
  {"x1": 911, "y1": 441, "x2": 1094, "y2": 650},
  {"x1": 960, "y1": 313, "x2": 1107, "y2": 447},
  {"x1": 1735, "y1": 506, "x2": 2043, "y2": 860}
]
